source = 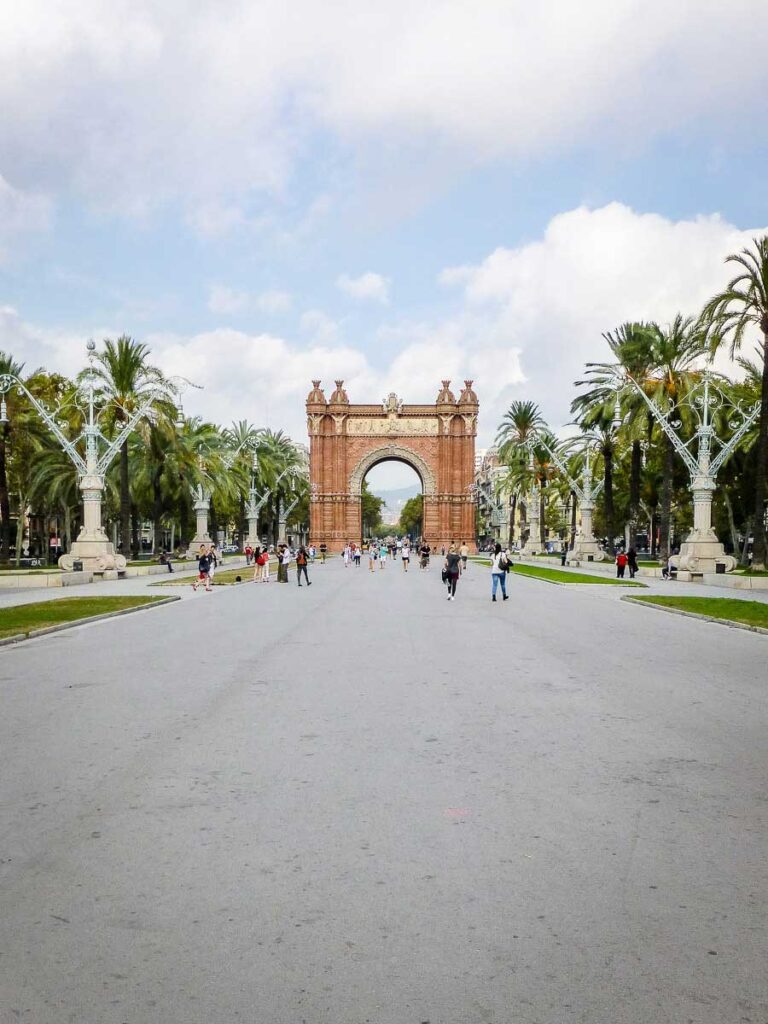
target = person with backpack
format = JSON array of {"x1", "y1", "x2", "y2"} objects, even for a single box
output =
[
  {"x1": 443, "y1": 544, "x2": 461, "y2": 600},
  {"x1": 254, "y1": 546, "x2": 270, "y2": 583},
  {"x1": 616, "y1": 549, "x2": 628, "y2": 578},
  {"x1": 491, "y1": 542, "x2": 509, "y2": 602},
  {"x1": 296, "y1": 546, "x2": 312, "y2": 587}
]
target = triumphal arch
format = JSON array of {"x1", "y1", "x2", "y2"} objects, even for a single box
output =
[{"x1": 306, "y1": 380, "x2": 478, "y2": 550}]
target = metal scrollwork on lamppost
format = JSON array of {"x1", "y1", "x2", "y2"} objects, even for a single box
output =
[{"x1": 0, "y1": 340, "x2": 200, "y2": 573}]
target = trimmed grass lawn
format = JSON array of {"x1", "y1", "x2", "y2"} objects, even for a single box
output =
[
  {"x1": 510, "y1": 563, "x2": 645, "y2": 586},
  {"x1": 0, "y1": 596, "x2": 170, "y2": 641},
  {"x1": 157, "y1": 563, "x2": 281, "y2": 586},
  {"x1": 626, "y1": 595, "x2": 768, "y2": 630}
]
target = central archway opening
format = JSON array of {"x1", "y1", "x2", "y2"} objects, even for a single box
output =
[{"x1": 362, "y1": 459, "x2": 422, "y2": 541}]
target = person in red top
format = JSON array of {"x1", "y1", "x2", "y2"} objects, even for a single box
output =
[
  {"x1": 616, "y1": 550, "x2": 628, "y2": 578},
  {"x1": 244, "y1": 543, "x2": 253, "y2": 566}
]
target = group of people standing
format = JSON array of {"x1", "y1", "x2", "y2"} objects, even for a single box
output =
[{"x1": 615, "y1": 548, "x2": 639, "y2": 579}]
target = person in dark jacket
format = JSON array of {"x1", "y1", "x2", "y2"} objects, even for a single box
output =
[
  {"x1": 296, "y1": 546, "x2": 312, "y2": 587},
  {"x1": 444, "y1": 545, "x2": 462, "y2": 601},
  {"x1": 627, "y1": 547, "x2": 639, "y2": 579}
]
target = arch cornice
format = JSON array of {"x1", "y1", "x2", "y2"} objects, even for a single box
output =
[{"x1": 349, "y1": 443, "x2": 436, "y2": 496}]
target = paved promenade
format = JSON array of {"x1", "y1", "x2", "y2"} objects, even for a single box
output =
[{"x1": 1, "y1": 558, "x2": 766, "y2": 1023}]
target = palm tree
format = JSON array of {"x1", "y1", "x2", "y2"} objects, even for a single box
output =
[
  {"x1": 496, "y1": 400, "x2": 544, "y2": 543},
  {"x1": 573, "y1": 322, "x2": 656, "y2": 548},
  {"x1": 701, "y1": 236, "x2": 768, "y2": 569},
  {"x1": 223, "y1": 420, "x2": 263, "y2": 545},
  {"x1": 256, "y1": 429, "x2": 306, "y2": 542},
  {"x1": 87, "y1": 336, "x2": 172, "y2": 557},
  {"x1": 0, "y1": 354, "x2": 47, "y2": 561}
]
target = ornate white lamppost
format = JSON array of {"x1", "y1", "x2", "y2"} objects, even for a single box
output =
[
  {"x1": 520, "y1": 449, "x2": 543, "y2": 556},
  {"x1": 523, "y1": 432, "x2": 607, "y2": 563},
  {"x1": 187, "y1": 435, "x2": 261, "y2": 553},
  {"x1": 245, "y1": 464, "x2": 292, "y2": 548},
  {"x1": 620, "y1": 370, "x2": 760, "y2": 574},
  {"x1": 0, "y1": 341, "x2": 196, "y2": 573}
]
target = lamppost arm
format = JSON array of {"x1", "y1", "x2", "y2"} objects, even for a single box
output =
[
  {"x1": 526, "y1": 433, "x2": 587, "y2": 502},
  {"x1": 0, "y1": 374, "x2": 88, "y2": 474},
  {"x1": 709, "y1": 401, "x2": 761, "y2": 477},
  {"x1": 623, "y1": 374, "x2": 699, "y2": 478}
]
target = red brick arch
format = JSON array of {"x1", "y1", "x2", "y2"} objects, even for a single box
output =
[{"x1": 307, "y1": 381, "x2": 478, "y2": 550}]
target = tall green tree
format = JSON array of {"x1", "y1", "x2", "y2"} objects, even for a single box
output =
[
  {"x1": 88, "y1": 336, "x2": 172, "y2": 557},
  {"x1": 496, "y1": 400, "x2": 544, "y2": 543},
  {"x1": 701, "y1": 236, "x2": 768, "y2": 569}
]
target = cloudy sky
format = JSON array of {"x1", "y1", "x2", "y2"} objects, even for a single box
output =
[{"x1": 2, "y1": 1, "x2": 767, "y2": 487}]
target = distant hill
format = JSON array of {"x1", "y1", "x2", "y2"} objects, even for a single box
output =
[{"x1": 372, "y1": 485, "x2": 421, "y2": 525}]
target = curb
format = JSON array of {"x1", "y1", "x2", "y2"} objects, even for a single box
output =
[
  {"x1": 0, "y1": 596, "x2": 182, "y2": 648},
  {"x1": 621, "y1": 596, "x2": 768, "y2": 636}
]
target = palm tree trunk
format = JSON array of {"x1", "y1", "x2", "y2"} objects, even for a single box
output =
[
  {"x1": 628, "y1": 439, "x2": 642, "y2": 547},
  {"x1": 741, "y1": 517, "x2": 753, "y2": 566},
  {"x1": 209, "y1": 496, "x2": 218, "y2": 546},
  {"x1": 63, "y1": 503, "x2": 71, "y2": 553},
  {"x1": 659, "y1": 433, "x2": 675, "y2": 561},
  {"x1": 119, "y1": 438, "x2": 130, "y2": 555},
  {"x1": 570, "y1": 490, "x2": 577, "y2": 550},
  {"x1": 508, "y1": 494, "x2": 517, "y2": 544},
  {"x1": 179, "y1": 494, "x2": 190, "y2": 549},
  {"x1": 723, "y1": 490, "x2": 739, "y2": 556},
  {"x1": 604, "y1": 450, "x2": 615, "y2": 554},
  {"x1": 749, "y1": 332, "x2": 768, "y2": 569},
  {"x1": 130, "y1": 503, "x2": 140, "y2": 559},
  {"x1": 0, "y1": 429, "x2": 10, "y2": 562},
  {"x1": 239, "y1": 494, "x2": 247, "y2": 549}
]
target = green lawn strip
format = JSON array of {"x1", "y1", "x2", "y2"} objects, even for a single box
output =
[
  {"x1": 0, "y1": 596, "x2": 176, "y2": 642},
  {"x1": 510, "y1": 563, "x2": 645, "y2": 586},
  {"x1": 733, "y1": 568, "x2": 768, "y2": 577},
  {"x1": 155, "y1": 560, "x2": 285, "y2": 587},
  {"x1": 623, "y1": 595, "x2": 768, "y2": 632},
  {"x1": 469, "y1": 556, "x2": 643, "y2": 585}
]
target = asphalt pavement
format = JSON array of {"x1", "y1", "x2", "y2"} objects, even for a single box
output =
[{"x1": 0, "y1": 556, "x2": 766, "y2": 1023}]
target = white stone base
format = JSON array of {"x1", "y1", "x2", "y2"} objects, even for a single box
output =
[
  {"x1": 676, "y1": 535, "x2": 736, "y2": 575},
  {"x1": 59, "y1": 537, "x2": 127, "y2": 573},
  {"x1": 567, "y1": 540, "x2": 605, "y2": 565}
]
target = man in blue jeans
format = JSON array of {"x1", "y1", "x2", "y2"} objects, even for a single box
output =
[{"x1": 491, "y1": 543, "x2": 509, "y2": 602}]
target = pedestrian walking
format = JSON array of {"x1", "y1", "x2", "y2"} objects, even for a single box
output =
[
  {"x1": 296, "y1": 546, "x2": 312, "y2": 587},
  {"x1": 444, "y1": 544, "x2": 461, "y2": 600},
  {"x1": 419, "y1": 541, "x2": 431, "y2": 570},
  {"x1": 459, "y1": 540, "x2": 469, "y2": 573},
  {"x1": 491, "y1": 542, "x2": 509, "y2": 602},
  {"x1": 192, "y1": 545, "x2": 213, "y2": 592},
  {"x1": 616, "y1": 550, "x2": 628, "y2": 578},
  {"x1": 353, "y1": 544, "x2": 361, "y2": 566},
  {"x1": 309, "y1": 544, "x2": 316, "y2": 564},
  {"x1": 401, "y1": 541, "x2": 411, "y2": 572},
  {"x1": 379, "y1": 541, "x2": 388, "y2": 568},
  {"x1": 627, "y1": 547, "x2": 639, "y2": 579},
  {"x1": 245, "y1": 543, "x2": 253, "y2": 566},
  {"x1": 320, "y1": 542, "x2": 327, "y2": 563},
  {"x1": 368, "y1": 543, "x2": 377, "y2": 572},
  {"x1": 208, "y1": 543, "x2": 219, "y2": 580}
]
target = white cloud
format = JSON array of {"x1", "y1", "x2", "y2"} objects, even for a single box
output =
[
  {"x1": 207, "y1": 285, "x2": 250, "y2": 315},
  {"x1": 3, "y1": 202, "x2": 766, "y2": 453},
  {"x1": 256, "y1": 290, "x2": 292, "y2": 314},
  {"x1": 439, "y1": 202, "x2": 768, "y2": 434},
  {"x1": 1, "y1": 3, "x2": 766, "y2": 217},
  {"x1": 0, "y1": 175, "x2": 52, "y2": 263},
  {"x1": 300, "y1": 310, "x2": 342, "y2": 344},
  {"x1": 336, "y1": 272, "x2": 390, "y2": 304}
]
